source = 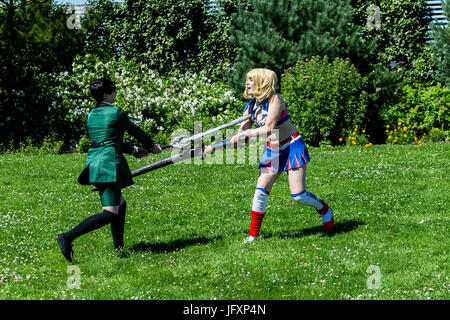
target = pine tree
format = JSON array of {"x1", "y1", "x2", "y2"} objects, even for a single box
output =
[
  {"x1": 228, "y1": 0, "x2": 370, "y2": 91},
  {"x1": 430, "y1": 0, "x2": 449, "y2": 87}
]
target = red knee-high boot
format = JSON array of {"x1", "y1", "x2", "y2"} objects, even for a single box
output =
[{"x1": 249, "y1": 210, "x2": 265, "y2": 237}]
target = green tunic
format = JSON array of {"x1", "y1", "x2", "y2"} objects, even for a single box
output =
[{"x1": 77, "y1": 102, "x2": 155, "y2": 189}]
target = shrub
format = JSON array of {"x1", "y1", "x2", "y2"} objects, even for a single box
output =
[
  {"x1": 385, "y1": 122, "x2": 420, "y2": 145},
  {"x1": 50, "y1": 54, "x2": 243, "y2": 147},
  {"x1": 281, "y1": 56, "x2": 368, "y2": 146},
  {"x1": 2, "y1": 133, "x2": 64, "y2": 155},
  {"x1": 382, "y1": 83, "x2": 449, "y2": 133},
  {"x1": 384, "y1": 122, "x2": 449, "y2": 145},
  {"x1": 338, "y1": 126, "x2": 372, "y2": 147},
  {"x1": 427, "y1": 127, "x2": 450, "y2": 142},
  {"x1": 77, "y1": 137, "x2": 90, "y2": 154}
]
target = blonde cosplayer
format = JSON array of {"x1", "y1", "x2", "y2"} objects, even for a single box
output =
[{"x1": 243, "y1": 68, "x2": 277, "y2": 102}]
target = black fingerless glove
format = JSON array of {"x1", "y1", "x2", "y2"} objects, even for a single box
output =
[{"x1": 121, "y1": 142, "x2": 135, "y2": 155}]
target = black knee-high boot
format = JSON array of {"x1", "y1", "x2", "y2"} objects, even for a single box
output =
[
  {"x1": 57, "y1": 210, "x2": 115, "y2": 262},
  {"x1": 111, "y1": 201, "x2": 126, "y2": 249},
  {"x1": 62, "y1": 210, "x2": 115, "y2": 243}
]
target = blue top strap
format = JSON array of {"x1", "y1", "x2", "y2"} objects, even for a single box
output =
[{"x1": 243, "y1": 98, "x2": 256, "y2": 113}]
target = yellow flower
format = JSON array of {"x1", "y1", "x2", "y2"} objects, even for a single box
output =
[
  {"x1": 414, "y1": 137, "x2": 418, "y2": 141},
  {"x1": 362, "y1": 129, "x2": 366, "y2": 133},
  {"x1": 403, "y1": 127, "x2": 407, "y2": 131},
  {"x1": 385, "y1": 130, "x2": 389, "y2": 133},
  {"x1": 398, "y1": 121, "x2": 402, "y2": 126},
  {"x1": 390, "y1": 131, "x2": 393, "y2": 134},
  {"x1": 339, "y1": 138, "x2": 343, "y2": 142},
  {"x1": 423, "y1": 133, "x2": 426, "y2": 136},
  {"x1": 410, "y1": 130, "x2": 413, "y2": 133},
  {"x1": 352, "y1": 132, "x2": 356, "y2": 136},
  {"x1": 435, "y1": 128, "x2": 438, "y2": 131},
  {"x1": 386, "y1": 125, "x2": 390, "y2": 128},
  {"x1": 403, "y1": 134, "x2": 407, "y2": 138},
  {"x1": 352, "y1": 141, "x2": 357, "y2": 145},
  {"x1": 388, "y1": 136, "x2": 392, "y2": 140}
]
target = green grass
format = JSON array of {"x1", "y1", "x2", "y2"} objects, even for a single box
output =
[{"x1": 0, "y1": 143, "x2": 448, "y2": 300}]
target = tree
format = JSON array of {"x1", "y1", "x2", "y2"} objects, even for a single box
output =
[
  {"x1": 430, "y1": 0, "x2": 449, "y2": 87},
  {"x1": 0, "y1": 0, "x2": 84, "y2": 147},
  {"x1": 81, "y1": 0, "x2": 242, "y2": 79},
  {"x1": 228, "y1": 0, "x2": 371, "y2": 91},
  {"x1": 351, "y1": 0, "x2": 432, "y2": 76}
]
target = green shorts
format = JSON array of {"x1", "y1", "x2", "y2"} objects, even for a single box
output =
[{"x1": 95, "y1": 183, "x2": 122, "y2": 207}]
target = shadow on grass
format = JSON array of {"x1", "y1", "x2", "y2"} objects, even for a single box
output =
[
  {"x1": 263, "y1": 220, "x2": 364, "y2": 240},
  {"x1": 124, "y1": 236, "x2": 222, "y2": 256}
]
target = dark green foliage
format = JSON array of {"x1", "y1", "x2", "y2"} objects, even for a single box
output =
[
  {"x1": 80, "y1": 0, "x2": 124, "y2": 61},
  {"x1": 429, "y1": 0, "x2": 450, "y2": 87},
  {"x1": 0, "y1": 0, "x2": 85, "y2": 147},
  {"x1": 281, "y1": 56, "x2": 368, "y2": 146},
  {"x1": 351, "y1": 0, "x2": 432, "y2": 80},
  {"x1": 228, "y1": 0, "x2": 370, "y2": 91},
  {"x1": 382, "y1": 83, "x2": 450, "y2": 131},
  {"x1": 364, "y1": 65, "x2": 402, "y2": 144},
  {"x1": 81, "y1": 0, "x2": 241, "y2": 79}
]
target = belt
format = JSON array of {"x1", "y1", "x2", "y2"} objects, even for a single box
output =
[
  {"x1": 89, "y1": 141, "x2": 105, "y2": 148},
  {"x1": 279, "y1": 131, "x2": 300, "y2": 145},
  {"x1": 266, "y1": 131, "x2": 300, "y2": 148}
]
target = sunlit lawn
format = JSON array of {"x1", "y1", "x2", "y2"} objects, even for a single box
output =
[{"x1": 0, "y1": 143, "x2": 448, "y2": 300}]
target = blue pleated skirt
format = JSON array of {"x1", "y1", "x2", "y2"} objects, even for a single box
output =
[{"x1": 258, "y1": 136, "x2": 310, "y2": 172}]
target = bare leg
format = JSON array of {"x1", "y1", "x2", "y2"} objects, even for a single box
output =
[{"x1": 287, "y1": 165, "x2": 334, "y2": 232}]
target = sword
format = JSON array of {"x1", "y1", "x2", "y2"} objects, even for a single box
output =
[
  {"x1": 91, "y1": 146, "x2": 204, "y2": 192},
  {"x1": 91, "y1": 114, "x2": 251, "y2": 192},
  {"x1": 161, "y1": 114, "x2": 251, "y2": 150}
]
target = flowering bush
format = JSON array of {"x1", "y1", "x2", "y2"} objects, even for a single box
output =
[
  {"x1": 385, "y1": 122, "x2": 420, "y2": 145},
  {"x1": 338, "y1": 126, "x2": 372, "y2": 147},
  {"x1": 50, "y1": 54, "x2": 243, "y2": 147},
  {"x1": 427, "y1": 127, "x2": 450, "y2": 143},
  {"x1": 383, "y1": 83, "x2": 449, "y2": 133},
  {"x1": 384, "y1": 122, "x2": 449, "y2": 146}
]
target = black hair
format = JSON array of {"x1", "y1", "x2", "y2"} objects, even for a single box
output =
[{"x1": 90, "y1": 78, "x2": 116, "y2": 103}]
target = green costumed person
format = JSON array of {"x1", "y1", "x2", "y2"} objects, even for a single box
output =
[{"x1": 57, "y1": 78, "x2": 162, "y2": 262}]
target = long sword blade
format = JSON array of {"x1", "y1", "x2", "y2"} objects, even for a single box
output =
[{"x1": 178, "y1": 114, "x2": 250, "y2": 145}]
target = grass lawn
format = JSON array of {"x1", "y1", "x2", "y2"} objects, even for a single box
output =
[{"x1": 0, "y1": 143, "x2": 448, "y2": 300}]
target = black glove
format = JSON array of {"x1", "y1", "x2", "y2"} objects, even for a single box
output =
[{"x1": 132, "y1": 146, "x2": 148, "y2": 158}]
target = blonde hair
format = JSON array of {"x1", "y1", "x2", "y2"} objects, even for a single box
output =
[{"x1": 243, "y1": 68, "x2": 277, "y2": 102}]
